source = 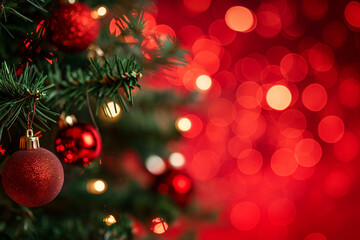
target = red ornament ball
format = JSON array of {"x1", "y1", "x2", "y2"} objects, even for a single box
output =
[
  {"x1": 50, "y1": 3, "x2": 100, "y2": 52},
  {"x1": 2, "y1": 148, "x2": 64, "y2": 207},
  {"x1": 154, "y1": 170, "x2": 193, "y2": 206},
  {"x1": 55, "y1": 122, "x2": 102, "y2": 167}
]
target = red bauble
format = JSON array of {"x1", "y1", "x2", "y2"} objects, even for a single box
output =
[
  {"x1": 55, "y1": 122, "x2": 102, "y2": 166},
  {"x1": 2, "y1": 148, "x2": 64, "y2": 207},
  {"x1": 154, "y1": 170, "x2": 193, "y2": 206},
  {"x1": 50, "y1": 3, "x2": 100, "y2": 52}
]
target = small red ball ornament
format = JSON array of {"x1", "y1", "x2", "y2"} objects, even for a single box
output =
[
  {"x1": 154, "y1": 170, "x2": 193, "y2": 206},
  {"x1": 2, "y1": 130, "x2": 64, "y2": 207},
  {"x1": 50, "y1": 3, "x2": 100, "y2": 52},
  {"x1": 55, "y1": 115, "x2": 102, "y2": 167}
]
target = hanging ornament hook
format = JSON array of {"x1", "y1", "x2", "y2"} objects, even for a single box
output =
[{"x1": 20, "y1": 129, "x2": 40, "y2": 150}]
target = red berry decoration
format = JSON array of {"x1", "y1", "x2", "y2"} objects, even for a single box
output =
[
  {"x1": 50, "y1": 3, "x2": 100, "y2": 52},
  {"x1": 154, "y1": 170, "x2": 193, "y2": 206},
  {"x1": 55, "y1": 115, "x2": 102, "y2": 167},
  {"x1": 2, "y1": 130, "x2": 64, "y2": 207}
]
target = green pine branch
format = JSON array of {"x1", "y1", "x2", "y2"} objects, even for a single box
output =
[
  {"x1": 113, "y1": 11, "x2": 145, "y2": 39},
  {"x1": 0, "y1": 62, "x2": 57, "y2": 139},
  {"x1": 0, "y1": 0, "x2": 47, "y2": 37},
  {"x1": 142, "y1": 35, "x2": 188, "y2": 69},
  {"x1": 47, "y1": 56, "x2": 143, "y2": 117}
]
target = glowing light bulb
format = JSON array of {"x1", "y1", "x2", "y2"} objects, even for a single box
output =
[
  {"x1": 196, "y1": 75, "x2": 212, "y2": 91},
  {"x1": 151, "y1": 217, "x2": 168, "y2": 234},
  {"x1": 65, "y1": 115, "x2": 75, "y2": 125},
  {"x1": 176, "y1": 117, "x2": 192, "y2": 132},
  {"x1": 266, "y1": 85, "x2": 292, "y2": 111},
  {"x1": 87, "y1": 179, "x2": 107, "y2": 194},
  {"x1": 145, "y1": 155, "x2": 167, "y2": 175},
  {"x1": 104, "y1": 101, "x2": 121, "y2": 118},
  {"x1": 103, "y1": 215, "x2": 116, "y2": 226},
  {"x1": 97, "y1": 6, "x2": 107, "y2": 17},
  {"x1": 68, "y1": 0, "x2": 76, "y2": 4},
  {"x1": 169, "y1": 152, "x2": 185, "y2": 168},
  {"x1": 94, "y1": 180, "x2": 105, "y2": 192}
]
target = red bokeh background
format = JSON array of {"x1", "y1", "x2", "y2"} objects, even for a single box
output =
[{"x1": 146, "y1": 0, "x2": 360, "y2": 239}]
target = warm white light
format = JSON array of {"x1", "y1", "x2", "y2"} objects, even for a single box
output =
[
  {"x1": 266, "y1": 85, "x2": 292, "y2": 111},
  {"x1": 196, "y1": 75, "x2": 212, "y2": 91},
  {"x1": 87, "y1": 179, "x2": 107, "y2": 194},
  {"x1": 104, "y1": 101, "x2": 121, "y2": 118},
  {"x1": 65, "y1": 116, "x2": 74, "y2": 125},
  {"x1": 169, "y1": 152, "x2": 185, "y2": 168},
  {"x1": 176, "y1": 117, "x2": 192, "y2": 132},
  {"x1": 68, "y1": 0, "x2": 76, "y2": 4},
  {"x1": 146, "y1": 155, "x2": 167, "y2": 175},
  {"x1": 103, "y1": 215, "x2": 116, "y2": 226},
  {"x1": 95, "y1": 46, "x2": 104, "y2": 57},
  {"x1": 94, "y1": 180, "x2": 105, "y2": 192},
  {"x1": 97, "y1": 6, "x2": 107, "y2": 16}
]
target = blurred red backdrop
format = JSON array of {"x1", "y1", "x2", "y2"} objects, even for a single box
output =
[{"x1": 150, "y1": 0, "x2": 360, "y2": 239}]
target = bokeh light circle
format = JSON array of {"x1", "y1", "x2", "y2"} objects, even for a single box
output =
[
  {"x1": 176, "y1": 117, "x2": 192, "y2": 132},
  {"x1": 208, "y1": 98, "x2": 236, "y2": 127},
  {"x1": 183, "y1": 0, "x2": 211, "y2": 14},
  {"x1": 278, "y1": 109, "x2": 307, "y2": 138},
  {"x1": 308, "y1": 43, "x2": 335, "y2": 72},
  {"x1": 295, "y1": 138, "x2": 322, "y2": 167},
  {"x1": 318, "y1": 116, "x2": 345, "y2": 143},
  {"x1": 280, "y1": 53, "x2": 308, "y2": 82},
  {"x1": 302, "y1": 0, "x2": 328, "y2": 20},
  {"x1": 255, "y1": 10, "x2": 282, "y2": 38},
  {"x1": 302, "y1": 83, "x2": 328, "y2": 111},
  {"x1": 304, "y1": 233, "x2": 327, "y2": 240},
  {"x1": 225, "y1": 6, "x2": 256, "y2": 32},
  {"x1": 237, "y1": 149, "x2": 263, "y2": 175},
  {"x1": 191, "y1": 150, "x2": 219, "y2": 181},
  {"x1": 209, "y1": 19, "x2": 236, "y2": 45},
  {"x1": 345, "y1": 1, "x2": 360, "y2": 29},
  {"x1": 196, "y1": 75, "x2": 212, "y2": 91},
  {"x1": 231, "y1": 201, "x2": 261, "y2": 231},
  {"x1": 266, "y1": 85, "x2": 292, "y2": 111},
  {"x1": 228, "y1": 135, "x2": 252, "y2": 158},
  {"x1": 271, "y1": 148, "x2": 298, "y2": 176},
  {"x1": 236, "y1": 81, "x2": 262, "y2": 109}
]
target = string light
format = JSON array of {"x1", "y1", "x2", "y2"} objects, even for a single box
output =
[
  {"x1": 103, "y1": 215, "x2": 116, "y2": 226},
  {"x1": 176, "y1": 117, "x2": 192, "y2": 132},
  {"x1": 196, "y1": 75, "x2": 212, "y2": 91},
  {"x1": 65, "y1": 115, "x2": 75, "y2": 125},
  {"x1": 91, "y1": 6, "x2": 108, "y2": 19},
  {"x1": 86, "y1": 179, "x2": 107, "y2": 194},
  {"x1": 169, "y1": 152, "x2": 185, "y2": 168},
  {"x1": 97, "y1": 6, "x2": 107, "y2": 17},
  {"x1": 145, "y1": 155, "x2": 167, "y2": 175},
  {"x1": 266, "y1": 85, "x2": 292, "y2": 111},
  {"x1": 104, "y1": 101, "x2": 121, "y2": 118},
  {"x1": 151, "y1": 217, "x2": 168, "y2": 234}
]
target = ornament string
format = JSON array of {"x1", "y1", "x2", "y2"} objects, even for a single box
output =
[
  {"x1": 27, "y1": 101, "x2": 37, "y2": 130},
  {"x1": 86, "y1": 85, "x2": 99, "y2": 132}
]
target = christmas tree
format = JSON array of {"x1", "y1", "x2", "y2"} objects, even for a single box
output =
[
  {"x1": 3, "y1": 0, "x2": 360, "y2": 239},
  {"x1": 0, "y1": 0, "x2": 193, "y2": 239}
]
